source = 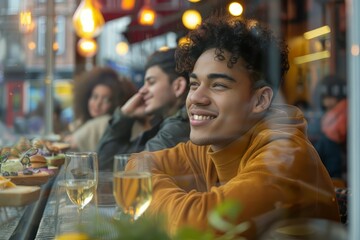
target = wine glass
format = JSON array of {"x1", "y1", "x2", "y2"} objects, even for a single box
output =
[
  {"x1": 63, "y1": 152, "x2": 98, "y2": 214},
  {"x1": 113, "y1": 153, "x2": 152, "y2": 222},
  {"x1": 112, "y1": 154, "x2": 130, "y2": 220}
]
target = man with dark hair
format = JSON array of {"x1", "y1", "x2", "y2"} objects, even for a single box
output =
[
  {"x1": 127, "y1": 15, "x2": 339, "y2": 238},
  {"x1": 97, "y1": 48, "x2": 190, "y2": 170}
]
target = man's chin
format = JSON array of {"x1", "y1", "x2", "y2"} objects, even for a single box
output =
[
  {"x1": 190, "y1": 135, "x2": 212, "y2": 146},
  {"x1": 145, "y1": 105, "x2": 167, "y2": 117},
  {"x1": 144, "y1": 106, "x2": 154, "y2": 115}
]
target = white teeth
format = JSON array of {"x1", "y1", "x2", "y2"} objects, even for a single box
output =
[{"x1": 193, "y1": 114, "x2": 215, "y2": 120}]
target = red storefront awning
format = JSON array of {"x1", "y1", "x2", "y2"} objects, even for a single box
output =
[
  {"x1": 97, "y1": 0, "x2": 229, "y2": 44},
  {"x1": 97, "y1": 0, "x2": 190, "y2": 43}
]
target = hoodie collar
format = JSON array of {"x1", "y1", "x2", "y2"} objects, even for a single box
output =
[{"x1": 207, "y1": 104, "x2": 306, "y2": 183}]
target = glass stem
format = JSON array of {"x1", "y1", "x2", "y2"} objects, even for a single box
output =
[{"x1": 77, "y1": 207, "x2": 83, "y2": 225}]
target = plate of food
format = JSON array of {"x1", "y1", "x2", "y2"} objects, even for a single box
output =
[
  {"x1": 1, "y1": 157, "x2": 55, "y2": 186},
  {"x1": 3, "y1": 169, "x2": 53, "y2": 186},
  {"x1": 0, "y1": 137, "x2": 66, "y2": 186},
  {"x1": 0, "y1": 176, "x2": 41, "y2": 206}
]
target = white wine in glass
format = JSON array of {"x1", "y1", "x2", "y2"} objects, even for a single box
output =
[
  {"x1": 113, "y1": 171, "x2": 152, "y2": 221},
  {"x1": 112, "y1": 154, "x2": 131, "y2": 220},
  {"x1": 64, "y1": 152, "x2": 98, "y2": 212},
  {"x1": 65, "y1": 179, "x2": 97, "y2": 210}
]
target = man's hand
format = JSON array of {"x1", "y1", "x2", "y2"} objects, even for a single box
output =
[{"x1": 121, "y1": 92, "x2": 147, "y2": 118}]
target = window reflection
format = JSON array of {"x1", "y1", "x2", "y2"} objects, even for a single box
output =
[{"x1": 0, "y1": 0, "x2": 356, "y2": 238}]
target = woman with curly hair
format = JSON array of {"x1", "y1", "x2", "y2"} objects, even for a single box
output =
[{"x1": 64, "y1": 66, "x2": 137, "y2": 151}]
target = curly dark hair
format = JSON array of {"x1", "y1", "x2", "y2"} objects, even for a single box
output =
[
  {"x1": 74, "y1": 67, "x2": 137, "y2": 124},
  {"x1": 175, "y1": 15, "x2": 289, "y2": 92}
]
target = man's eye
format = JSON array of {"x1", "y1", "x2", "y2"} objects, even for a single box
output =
[
  {"x1": 189, "y1": 82, "x2": 199, "y2": 89},
  {"x1": 147, "y1": 79, "x2": 156, "y2": 85},
  {"x1": 212, "y1": 83, "x2": 227, "y2": 89}
]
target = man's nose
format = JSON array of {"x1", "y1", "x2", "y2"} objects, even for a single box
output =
[
  {"x1": 138, "y1": 85, "x2": 148, "y2": 95},
  {"x1": 188, "y1": 86, "x2": 211, "y2": 105}
]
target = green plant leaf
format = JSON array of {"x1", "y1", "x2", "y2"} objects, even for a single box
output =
[
  {"x1": 215, "y1": 200, "x2": 242, "y2": 221},
  {"x1": 208, "y1": 200, "x2": 243, "y2": 232},
  {"x1": 76, "y1": 200, "x2": 249, "y2": 240},
  {"x1": 174, "y1": 226, "x2": 214, "y2": 240},
  {"x1": 208, "y1": 210, "x2": 235, "y2": 232},
  {"x1": 79, "y1": 211, "x2": 171, "y2": 240}
]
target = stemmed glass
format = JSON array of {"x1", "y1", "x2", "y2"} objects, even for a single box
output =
[
  {"x1": 112, "y1": 154, "x2": 130, "y2": 220},
  {"x1": 63, "y1": 152, "x2": 98, "y2": 216},
  {"x1": 113, "y1": 153, "x2": 152, "y2": 222}
]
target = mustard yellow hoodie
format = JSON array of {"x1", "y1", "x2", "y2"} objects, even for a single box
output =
[{"x1": 127, "y1": 104, "x2": 340, "y2": 239}]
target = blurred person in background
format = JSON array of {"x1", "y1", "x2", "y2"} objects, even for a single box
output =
[
  {"x1": 64, "y1": 67, "x2": 136, "y2": 151},
  {"x1": 97, "y1": 48, "x2": 190, "y2": 170},
  {"x1": 314, "y1": 75, "x2": 347, "y2": 181}
]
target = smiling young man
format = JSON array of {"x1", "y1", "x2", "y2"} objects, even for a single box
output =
[
  {"x1": 127, "y1": 15, "x2": 340, "y2": 238},
  {"x1": 97, "y1": 48, "x2": 190, "y2": 170}
]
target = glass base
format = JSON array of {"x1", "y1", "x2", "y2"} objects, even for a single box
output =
[{"x1": 113, "y1": 207, "x2": 123, "y2": 221}]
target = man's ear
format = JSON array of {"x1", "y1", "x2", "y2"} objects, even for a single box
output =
[
  {"x1": 252, "y1": 86, "x2": 273, "y2": 113},
  {"x1": 172, "y1": 77, "x2": 188, "y2": 98}
]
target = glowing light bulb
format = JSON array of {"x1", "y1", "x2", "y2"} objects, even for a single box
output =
[
  {"x1": 121, "y1": 0, "x2": 136, "y2": 10},
  {"x1": 182, "y1": 10, "x2": 202, "y2": 30},
  {"x1": 116, "y1": 41, "x2": 129, "y2": 55},
  {"x1": 73, "y1": 0, "x2": 105, "y2": 39},
  {"x1": 53, "y1": 42, "x2": 59, "y2": 51},
  {"x1": 228, "y1": 2, "x2": 243, "y2": 16},
  {"x1": 77, "y1": 38, "x2": 98, "y2": 57},
  {"x1": 138, "y1": 6, "x2": 156, "y2": 25},
  {"x1": 28, "y1": 41, "x2": 36, "y2": 50},
  {"x1": 19, "y1": 10, "x2": 35, "y2": 33}
]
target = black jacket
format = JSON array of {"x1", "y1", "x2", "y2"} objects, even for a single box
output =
[{"x1": 96, "y1": 106, "x2": 190, "y2": 170}]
